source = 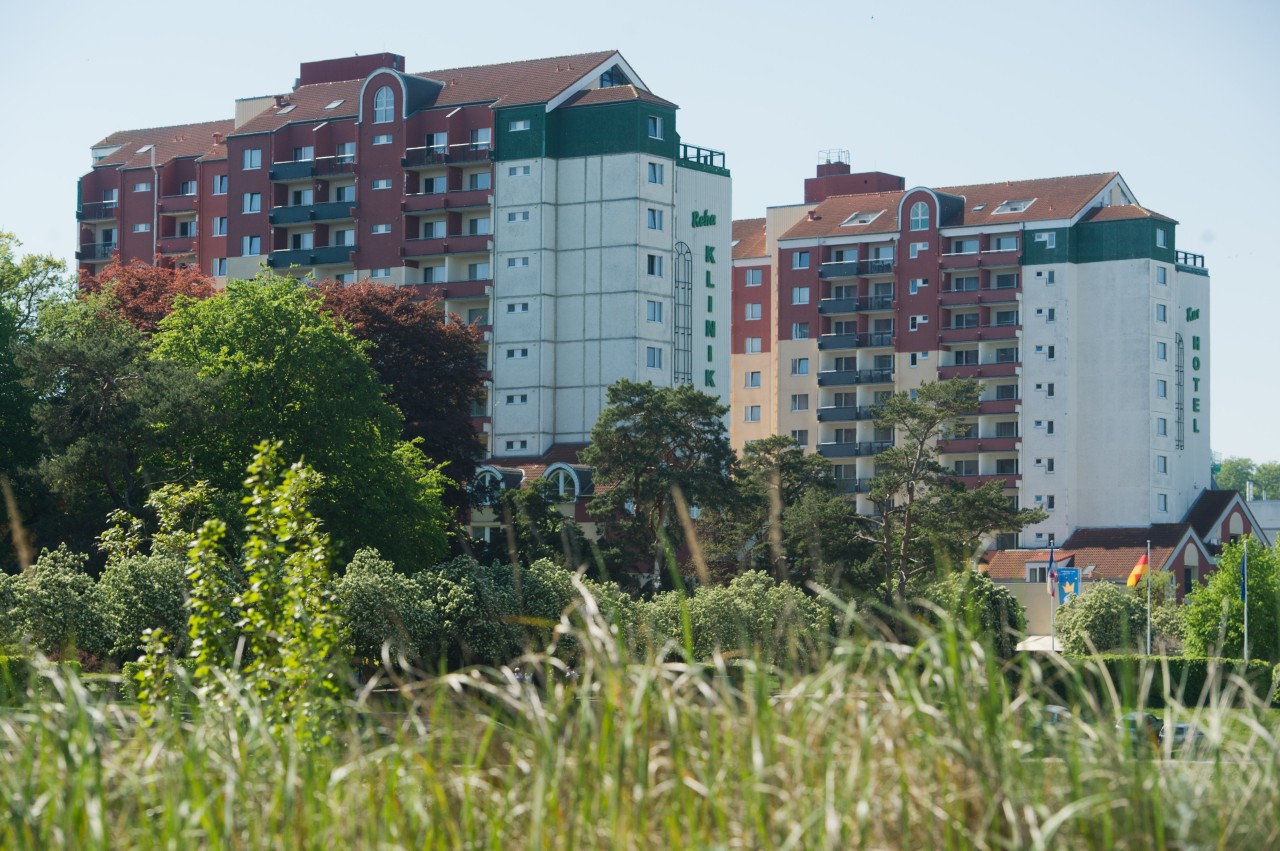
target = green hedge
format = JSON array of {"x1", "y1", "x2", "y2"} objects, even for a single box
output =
[
  {"x1": 1042, "y1": 654, "x2": 1276, "y2": 709},
  {"x1": 0, "y1": 656, "x2": 30, "y2": 704}
]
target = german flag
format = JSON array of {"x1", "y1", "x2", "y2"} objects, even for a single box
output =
[{"x1": 1126, "y1": 553, "x2": 1149, "y2": 587}]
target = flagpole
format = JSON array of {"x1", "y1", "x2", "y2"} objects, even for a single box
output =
[
  {"x1": 1146, "y1": 539, "x2": 1151, "y2": 656},
  {"x1": 1243, "y1": 538, "x2": 1249, "y2": 664},
  {"x1": 1048, "y1": 537, "x2": 1057, "y2": 652}
]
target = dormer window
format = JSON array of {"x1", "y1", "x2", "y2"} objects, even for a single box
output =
[
  {"x1": 472, "y1": 470, "x2": 504, "y2": 506},
  {"x1": 600, "y1": 65, "x2": 631, "y2": 88},
  {"x1": 994, "y1": 198, "x2": 1035, "y2": 214},
  {"x1": 841, "y1": 210, "x2": 882, "y2": 227},
  {"x1": 550, "y1": 468, "x2": 577, "y2": 502},
  {"x1": 373, "y1": 86, "x2": 395, "y2": 124},
  {"x1": 909, "y1": 201, "x2": 929, "y2": 231}
]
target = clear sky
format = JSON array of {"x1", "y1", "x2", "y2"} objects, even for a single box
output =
[{"x1": 1, "y1": 0, "x2": 1275, "y2": 463}]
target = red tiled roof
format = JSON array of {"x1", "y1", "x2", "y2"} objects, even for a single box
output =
[
  {"x1": 732, "y1": 218, "x2": 767, "y2": 260},
  {"x1": 196, "y1": 142, "x2": 227, "y2": 163},
  {"x1": 233, "y1": 50, "x2": 624, "y2": 136},
  {"x1": 560, "y1": 84, "x2": 676, "y2": 109},
  {"x1": 488, "y1": 443, "x2": 589, "y2": 482},
  {"x1": 986, "y1": 524, "x2": 1195, "y2": 582},
  {"x1": 1183, "y1": 489, "x2": 1241, "y2": 539},
  {"x1": 780, "y1": 172, "x2": 1121, "y2": 240},
  {"x1": 1078, "y1": 203, "x2": 1177, "y2": 224},
  {"x1": 93, "y1": 119, "x2": 235, "y2": 169}
]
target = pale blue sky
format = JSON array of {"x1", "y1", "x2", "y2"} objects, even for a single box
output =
[{"x1": 1, "y1": 0, "x2": 1275, "y2": 463}]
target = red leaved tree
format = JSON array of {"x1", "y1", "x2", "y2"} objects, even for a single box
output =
[
  {"x1": 79, "y1": 258, "x2": 216, "y2": 333},
  {"x1": 311, "y1": 281, "x2": 486, "y2": 488}
]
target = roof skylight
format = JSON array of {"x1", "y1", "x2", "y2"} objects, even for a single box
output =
[
  {"x1": 135, "y1": 144, "x2": 154, "y2": 154},
  {"x1": 277, "y1": 104, "x2": 296, "y2": 114},
  {"x1": 993, "y1": 199, "x2": 1036, "y2": 214},
  {"x1": 840, "y1": 210, "x2": 882, "y2": 227},
  {"x1": 324, "y1": 99, "x2": 345, "y2": 110}
]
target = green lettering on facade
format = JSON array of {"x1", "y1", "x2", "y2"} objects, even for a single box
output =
[
  {"x1": 691, "y1": 210, "x2": 717, "y2": 228},
  {"x1": 1192, "y1": 398, "x2": 1201, "y2": 413},
  {"x1": 1192, "y1": 356, "x2": 1201, "y2": 370},
  {"x1": 705, "y1": 270, "x2": 714, "y2": 288},
  {"x1": 704, "y1": 246, "x2": 716, "y2": 263},
  {"x1": 1186, "y1": 307, "x2": 1200, "y2": 322},
  {"x1": 706, "y1": 344, "x2": 713, "y2": 362},
  {"x1": 1193, "y1": 419, "x2": 1200, "y2": 433},
  {"x1": 1192, "y1": 335, "x2": 1200, "y2": 351},
  {"x1": 707, "y1": 295, "x2": 713, "y2": 311},
  {"x1": 704, "y1": 369, "x2": 715, "y2": 387},
  {"x1": 705, "y1": 320, "x2": 716, "y2": 337}
]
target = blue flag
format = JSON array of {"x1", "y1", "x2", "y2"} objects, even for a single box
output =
[{"x1": 1241, "y1": 544, "x2": 1248, "y2": 604}]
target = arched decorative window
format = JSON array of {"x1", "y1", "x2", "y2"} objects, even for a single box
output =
[
  {"x1": 373, "y1": 86, "x2": 395, "y2": 124},
  {"x1": 546, "y1": 466, "x2": 578, "y2": 502},
  {"x1": 909, "y1": 201, "x2": 929, "y2": 231},
  {"x1": 472, "y1": 470, "x2": 503, "y2": 506}
]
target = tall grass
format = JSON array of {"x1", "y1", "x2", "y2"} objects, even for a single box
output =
[{"x1": 1, "y1": 587, "x2": 1277, "y2": 849}]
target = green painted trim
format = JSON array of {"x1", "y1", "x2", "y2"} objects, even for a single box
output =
[
  {"x1": 676, "y1": 159, "x2": 730, "y2": 178},
  {"x1": 547, "y1": 101, "x2": 679, "y2": 160},
  {"x1": 1073, "y1": 218, "x2": 1177, "y2": 265},
  {"x1": 1176, "y1": 264, "x2": 1210, "y2": 278}
]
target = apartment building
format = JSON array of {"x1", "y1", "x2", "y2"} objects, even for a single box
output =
[
  {"x1": 77, "y1": 51, "x2": 732, "y2": 477},
  {"x1": 732, "y1": 153, "x2": 1212, "y2": 548}
]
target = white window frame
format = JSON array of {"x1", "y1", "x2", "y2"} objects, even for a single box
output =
[
  {"x1": 745, "y1": 371, "x2": 761, "y2": 388},
  {"x1": 371, "y1": 224, "x2": 392, "y2": 235},
  {"x1": 646, "y1": 346, "x2": 663, "y2": 369},
  {"x1": 744, "y1": 405, "x2": 761, "y2": 423},
  {"x1": 647, "y1": 162, "x2": 664, "y2": 184},
  {"x1": 792, "y1": 251, "x2": 810, "y2": 270},
  {"x1": 212, "y1": 175, "x2": 227, "y2": 195},
  {"x1": 509, "y1": 119, "x2": 531, "y2": 132},
  {"x1": 242, "y1": 149, "x2": 261, "y2": 170},
  {"x1": 744, "y1": 268, "x2": 762, "y2": 286},
  {"x1": 647, "y1": 208, "x2": 663, "y2": 231},
  {"x1": 792, "y1": 287, "x2": 810, "y2": 305},
  {"x1": 909, "y1": 201, "x2": 929, "y2": 231},
  {"x1": 791, "y1": 357, "x2": 809, "y2": 376},
  {"x1": 745, "y1": 337, "x2": 762, "y2": 354},
  {"x1": 745, "y1": 303, "x2": 762, "y2": 321},
  {"x1": 371, "y1": 178, "x2": 393, "y2": 190},
  {"x1": 373, "y1": 86, "x2": 395, "y2": 124},
  {"x1": 372, "y1": 134, "x2": 393, "y2": 146},
  {"x1": 646, "y1": 300, "x2": 663, "y2": 323},
  {"x1": 647, "y1": 115, "x2": 664, "y2": 140}
]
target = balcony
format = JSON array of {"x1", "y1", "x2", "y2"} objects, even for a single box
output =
[
  {"x1": 76, "y1": 242, "x2": 117, "y2": 262},
  {"x1": 402, "y1": 144, "x2": 491, "y2": 168},
  {"x1": 818, "y1": 294, "x2": 894, "y2": 315},
  {"x1": 679, "y1": 143, "x2": 728, "y2": 175},
  {"x1": 816, "y1": 439, "x2": 893, "y2": 460},
  {"x1": 268, "y1": 201, "x2": 354, "y2": 226},
  {"x1": 956, "y1": 474, "x2": 1021, "y2": 490},
  {"x1": 978, "y1": 398, "x2": 1020, "y2": 415},
  {"x1": 938, "y1": 436, "x2": 1019, "y2": 454},
  {"x1": 817, "y1": 405, "x2": 881, "y2": 423},
  {"x1": 401, "y1": 234, "x2": 490, "y2": 258},
  {"x1": 315, "y1": 156, "x2": 356, "y2": 177},
  {"x1": 817, "y1": 331, "x2": 893, "y2": 351},
  {"x1": 939, "y1": 247, "x2": 1020, "y2": 269},
  {"x1": 937, "y1": 361, "x2": 1020, "y2": 380},
  {"x1": 818, "y1": 258, "x2": 894, "y2": 279},
  {"x1": 409, "y1": 279, "x2": 493, "y2": 301},
  {"x1": 938, "y1": 285, "x2": 1021, "y2": 307},
  {"x1": 266, "y1": 244, "x2": 355, "y2": 269},
  {"x1": 269, "y1": 160, "x2": 316, "y2": 181},
  {"x1": 77, "y1": 201, "x2": 118, "y2": 221},
  {"x1": 403, "y1": 188, "x2": 490, "y2": 213},
  {"x1": 157, "y1": 236, "x2": 197, "y2": 255},
  {"x1": 817, "y1": 367, "x2": 894, "y2": 387},
  {"x1": 157, "y1": 194, "x2": 196, "y2": 214},
  {"x1": 833, "y1": 478, "x2": 872, "y2": 494},
  {"x1": 938, "y1": 322, "x2": 1019, "y2": 344}
]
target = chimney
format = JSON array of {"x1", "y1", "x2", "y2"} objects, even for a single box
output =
[
  {"x1": 212, "y1": 132, "x2": 224, "y2": 145},
  {"x1": 274, "y1": 94, "x2": 286, "y2": 107},
  {"x1": 807, "y1": 210, "x2": 818, "y2": 221}
]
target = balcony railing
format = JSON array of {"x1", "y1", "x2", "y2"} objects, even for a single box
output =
[
  {"x1": 818, "y1": 258, "x2": 894, "y2": 279},
  {"x1": 268, "y1": 201, "x2": 355, "y2": 226},
  {"x1": 817, "y1": 367, "x2": 894, "y2": 387},
  {"x1": 269, "y1": 160, "x2": 316, "y2": 181},
  {"x1": 315, "y1": 156, "x2": 356, "y2": 177},
  {"x1": 679, "y1": 143, "x2": 727, "y2": 173},
  {"x1": 266, "y1": 244, "x2": 355, "y2": 269},
  {"x1": 937, "y1": 361, "x2": 1020, "y2": 380},
  {"x1": 403, "y1": 188, "x2": 490, "y2": 213},
  {"x1": 76, "y1": 242, "x2": 117, "y2": 261},
  {"x1": 401, "y1": 234, "x2": 490, "y2": 258},
  {"x1": 76, "y1": 201, "x2": 118, "y2": 221},
  {"x1": 157, "y1": 236, "x2": 197, "y2": 255},
  {"x1": 402, "y1": 144, "x2": 491, "y2": 168},
  {"x1": 818, "y1": 331, "x2": 893, "y2": 351},
  {"x1": 833, "y1": 478, "x2": 872, "y2": 494},
  {"x1": 818, "y1": 294, "x2": 893, "y2": 315},
  {"x1": 157, "y1": 194, "x2": 196, "y2": 214},
  {"x1": 817, "y1": 404, "x2": 882, "y2": 423},
  {"x1": 816, "y1": 439, "x2": 893, "y2": 460}
]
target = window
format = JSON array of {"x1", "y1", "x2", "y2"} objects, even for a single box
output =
[
  {"x1": 745, "y1": 337, "x2": 762, "y2": 354},
  {"x1": 791, "y1": 322, "x2": 809, "y2": 339},
  {"x1": 954, "y1": 459, "x2": 978, "y2": 476},
  {"x1": 422, "y1": 176, "x2": 446, "y2": 194},
  {"x1": 791, "y1": 430, "x2": 809, "y2": 446},
  {"x1": 745, "y1": 303, "x2": 762, "y2": 321},
  {"x1": 373, "y1": 86, "x2": 395, "y2": 123},
  {"x1": 1156, "y1": 303, "x2": 1167, "y2": 322},
  {"x1": 910, "y1": 277, "x2": 928, "y2": 294},
  {"x1": 996, "y1": 384, "x2": 1018, "y2": 400},
  {"x1": 242, "y1": 149, "x2": 261, "y2": 170},
  {"x1": 995, "y1": 421, "x2": 1019, "y2": 437},
  {"x1": 647, "y1": 208, "x2": 663, "y2": 230},
  {"x1": 371, "y1": 178, "x2": 393, "y2": 190},
  {"x1": 790, "y1": 394, "x2": 809, "y2": 412},
  {"x1": 744, "y1": 405, "x2": 761, "y2": 423},
  {"x1": 506, "y1": 394, "x2": 528, "y2": 405},
  {"x1": 421, "y1": 266, "x2": 442, "y2": 283},
  {"x1": 1047, "y1": 420, "x2": 1055, "y2": 435},
  {"x1": 242, "y1": 192, "x2": 261, "y2": 213},
  {"x1": 242, "y1": 235, "x2": 261, "y2": 255},
  {"x1": 291, "y1": 232, "x2": 314, "y2": 250},
  {"x1": 372, "y1": 134, "x2": 393, "y2": 146},
  {"x1": 995, "y1": 459, "x2": 1019, "y2": 475},
  {"x1": 212, "y1": 175, "x2": 227, "y2": 195},
  {"x1": 994, "y1": 199, "x2": 1034, "y2": 214},
  {"x1": 647, "y1": 162, "x2": 665, "y2": 184},
  {"x1": 508, "y1": 165, "x2": 531, "y2": 176},
  {"x1": 953, "y1": 313, "x2": 979, "y2": 329},
  {"x1": 211, "y1": 258, "x2": 227, "y2": 276},
  {"x1": 647, "y1": 254, "x2": 663, "y2": 277},
  {"x1": 333, "y1": 228, "x2": 354, "y2": 246},
  {"x1": 467, "y1": 262, "x2": 491, "y2": 280},
  {"x1": 420, "y1": 221, "x2": 445, "y2": 239},
  {"x1": 1156, "y1": 417, "x2": 1167, "y2": 436},
  {"x1": 1154, "y1": 455, "x2": 1168, "y2": 475},
  {"x1": 646, "y1": 300, "x2": 663, "y2": 323},
  {"x1": 954, "y1": 349, "x2": 978, "y2": 366},
  {"x1": 507, "y1": 348, "x2": 529, "y2": 359},
  {"x1": 507, "y1": 256, "x2": 530, "y2": 268},
  {"x1": 1035, "y1": 232, "x2": 1057, "y2": 249},
  {"x1": 646, "y1": 346, "x2": 663, "y2": 369},
  {"x1": 1156, "y1": 341, "x2": 1167, "y2": 360},
  {"x1": 745, "y1": 371, "x2": 761, "y2": 388},
  {"x1": 292, "y1": 146, "x2": 314, "y2": 163},
  {"x1": 909, "y1": 314, "x2": 928, "y2": 331},
  {"x1": 334, "y1": 184, "x2": 356, "y2": 202},
  {"x1": 993, "y1": 235, "x2": 1018, "y2": 251},
  {"x1": 792, "y1": 287, "x2": 810, "y2": 305},
  {"x1": 909, "y1": 241, "x2": 928, "y2": 259},
  {"x1": 290, "y1": 188, "x2": 314, "y2": 207},
  {"x1": 792, "y1": 251, "x2": 810, "y2": 270},
  {"x1": 1157, "y1": 493, "x2": 1168, "y2": 512},
  {"x1": 469, "y1": 171, "x2": 492, "y2": 191},
  {"x1": 791, "y1": 357, "x2": 809, "y2": 376},
  {"x1": 506, "y1": 302, "x2": 529, "y2": 314},
  {"x1": 335, "y1": 142, "x2": 356, "y2": 163},
  {"x1": 470, "y1": 128, "x2": 492, "y2": 151},
  {"x1": 647, "y1": 115, "x2": 664, "y2": 139},
  {"x1": 505, "y1": 440, "x2": 528, "y2": 452},
  {"x1": 509, "y1": 119, "x2": 531, "y2": 132},
  {"x1": 468, "y1": 217, "x2": 491, "y2": 236},
  {"x1": 507, "y1": 211, "x2": 531, "y2": 223},
  {"x1": 996, "y1": 346, "x2": 1019, "y2": 363},
  {"x1": 134, "y1": 181, "x2": 152, "y2": 193},
  {"x1": 177, "y1": 180, "x2": 196, "y2": 196},
  {"x1": 211, "y1": 216, "x2": 228, "y2": 236},
  {"x1": 1156, "y1": 228, "x2": 1167, "y2": 248},
  {"x1": 425, "y1": 132, "x2": 447, "y2": 153},
  {"x1": 371, "y1": 224, "x2": 391, "y2": 235},
  {"x1": 131, "y1": 222, "x2": 151, "y2": 233},
  {"x1": 909, "y1": 353, "x2": 919, "y2": 367},
  {"x1": 370, "y1": 268, "x2": 390, "y2": 279},
  {"x1": 909, "y1": 201, "x2": 929, "y2": 231},
  {"x1": 1156, "y1": 379, "x2": 1168, "y2": 398},
  {"x1": 1045, "y1": 383, "x2": 1055, "y2": 398},
  {"x1": 1156, "y1": 266, "x2": 1167, "y2": 285}
]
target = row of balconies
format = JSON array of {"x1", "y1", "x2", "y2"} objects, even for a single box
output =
[
  {"x1": 816, "y1": 367, "x2": 894, "y2": 387},
  {"x1": 818, "y1": 258, "x2": 895, "y2": 279},
  {"x1": 818, "y1": 294, "x2": 894, "y2": 315},
  {"x1": 817, "y1": 331, "x2": 894, "y2": 351}
]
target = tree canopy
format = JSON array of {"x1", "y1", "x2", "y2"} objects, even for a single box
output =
[
  {"x1": 78, "y1": 257, "x2": 216, "y2": 333},
  {"x1": 1184, "y1": 538, "x2": 1278, "y2": 663},
  {"x1": 1215, "y1": 456, "x2": 1280, "y2": 501}
]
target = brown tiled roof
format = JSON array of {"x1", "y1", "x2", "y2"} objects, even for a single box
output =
[
  {"x1": 983, "y1": 548, "x2": 1056, "y2": 580},
  {"x1": 233, "y1": 50, "x2": 624, "y2": 136},
  {"x1": 560, "y1": 84, "x2": 676, "y2": 109},
  {"x1": 93, "y1": 119, "x2": 235, "y2": 169},
  {"x1": 985, "y1": 523, "x2": 1199, "y2": 582},
  {"x1": 196, "y1": 142, "x2": 227, "y2": 163},
  {"x1": 732, "y1": 218, "x2": 767, "y2": 260},
  {"x1": 1183, "y1": 490, "x2": 1240, "y2": 539},
  {"x1": 1078, "y1": 203, "x2": 1177, "y2": 224},
  {"x1": 780, "y1": 172, "x2": 1121, "y2": 240},
  {"x1": 489, "y1": 443, "x2": 589, "y2": 482}
]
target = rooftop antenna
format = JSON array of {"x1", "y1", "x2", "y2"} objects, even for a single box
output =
[{"x1": 818, "y1": 148, "x2": 850, "y2": 165}]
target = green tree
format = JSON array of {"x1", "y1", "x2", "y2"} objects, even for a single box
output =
[
  {"x1": 153, "y1": 273, "x2": 449, "y2": 566},
  {"x1": 93, "y1": 553, "x2": 189, "y2": 659},
  {"x1": 1255, "y1": 463, "x2": 1280, "y2": 501},
  {"x1": 1055, "y1": 581, "x2": 1138, "y2": 654},
  {"x1": 862, "y1": 380, "x2": 1045, "y2": 607},
  {"x1": 414, "y1": 556, "x2": 521, "y2": 667},
  {"x1": 476, "y1": 478, "x2": 590, "y2": 572},
  {"x1": 333, "y1": 548, "x2": 440, "y2": 671},
  {"x1": 1184, "y1": 538, "x2": 1279, "y2": 663},
  {"x1": 921, "y1": 570, "x2": 1027, "y2": 660},
  {"x1": 1215, "y1": 457, "x2": 1255, "y2": 496},
  {"x1": 6, "y1": 544, "x2": 109, "y2": 659},
  {"x1": 0, "y1": 231, "x2": 73, "y2": 337},
  {"x1": 582, "y1": 380, "x2": 737, "y2": 591}
]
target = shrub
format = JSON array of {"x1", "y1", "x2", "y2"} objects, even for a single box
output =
[
  {"x1": 0, "y1": 655, "x2": 29, "y2": 704},
  {"x1": 415, "y1": 556, "x2": 521, "y2": 667},
  {"x1": 1052, "y1": 654, "x2": 1275, "y2": 709},
  {"x1": 8, "y1": 544, "x2": 109, "y2": 659},
  {"x1": 921, "y1": 570, "x2": 1027, "y2": 660},
  {"x1": 94, "y1": 554, "x2": 189, "y2": 659},
  {"x1": 1055, "y1": 581, "x2": 1138, "y2": 654},
  {"x1": 333, "y1": 548, "x2": 440, "y2": 670}
]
